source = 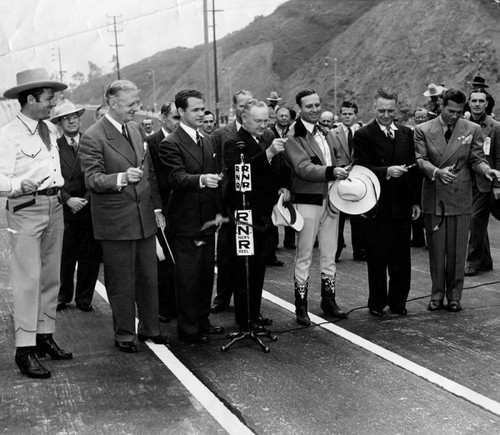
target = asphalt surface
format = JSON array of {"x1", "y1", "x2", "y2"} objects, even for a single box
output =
[{"x1": 1, "y1": 200, "x2": 500, "y2": 434}]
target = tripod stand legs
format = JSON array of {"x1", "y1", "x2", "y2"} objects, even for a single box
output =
[{"x1": 221, "y1": 328, "x2": 278, "y2": 353}]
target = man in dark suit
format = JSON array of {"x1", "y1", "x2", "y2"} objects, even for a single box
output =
[
  {"x1": 330, "y1": 101, "x2": 366, "y2": 262},
  {"x1": 224, "y1": 99, "x2": 289, "y2": 330},
  {"x1": 354, "y1": 88, "x2": 421, "y2": 317},
  {"x1": 160, "y1": 89, "x2": 223, "y2": 344},
  {"x1": 147, "y1": 101, "x2": 179, "y2": 323},
  {"x1": 464, "y1": 89, "x2": 500, "y2": 276},
  {"x1": 79, "y1": 80, "x2": 170, "y2": 352},
  {"x1": 415, "y1": 89, "x2": 500, "y2": 312},
  {"x1": 51, "y1": 99, "x2": 101, "y2": 313}
]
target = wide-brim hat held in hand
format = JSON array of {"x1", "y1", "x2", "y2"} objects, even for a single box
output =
[
  {"x1": 272, "y1": 193, "x2": 304, "y2": 231},
  {"x1": 329, "y1": 165, "x2": 380, "y2": 215},
  {"x1": 4, "y1": 68, "x2": 67, "y2": 99}
]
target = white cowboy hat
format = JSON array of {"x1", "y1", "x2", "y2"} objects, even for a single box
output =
[
  {"x1": 272, "y1": 193, "x2": 304, "y2": 231},
  {"x1": 329, "y1": 165, "x2": 380, "y2": 215},
  {"x1": 50, "y1": 99, "x2": 85, "y2": 123},
  {"x1": 266, "y1": 91, "x2": 282, "y2": 102},
  {"x1": 423, "y1": 83, "x2": 445, "y2": 97},
  {"x1": 4, "y1": 68, "x2": 67, "y2": 99}
]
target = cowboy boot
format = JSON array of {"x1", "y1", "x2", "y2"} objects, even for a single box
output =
[
  {"x1": 295, "y1": 278, "x2": 311, "y2": 326},
  {"x1": 320, "y1": 273, "x2": 347, "y2": 319}
]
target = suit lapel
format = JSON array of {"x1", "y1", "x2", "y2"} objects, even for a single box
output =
[
  {"x1": 426, "y1": 118, "x2": 447, "y2": 158},
  {"x1": 335, "y1": 128, "x2": 351, "y2": 159},
  {"x1": 369, "y1": 121, "x2": 394, "y2": 161},
  {"x1": 441, "y1": 118, "x2": 468, "y2": 165},
  {"x1": 102, "y1": 118, "x2": 137, "y2": 165},
  {"x1": 177, "y1": 127, "x2": 204, "y2": 167}
]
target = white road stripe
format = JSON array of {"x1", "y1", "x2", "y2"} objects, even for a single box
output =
[
  {"x1": 94, "y1": 280, "x2": 253, "y2": 435},
  {"x1": 262, "y1": 290, "x2": 500, "y2": 417}
]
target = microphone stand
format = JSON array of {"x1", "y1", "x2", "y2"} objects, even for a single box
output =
[{"x1": 221, "y1": 141, "x2": 277, "y2": 353}]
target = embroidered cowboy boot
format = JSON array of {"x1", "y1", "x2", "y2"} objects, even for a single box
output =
[
  {"x1": 294, "y1": 277, "x2": 311, "y2": 326},
  {"x1": 320, "y1": 273, "x2": 347, "y2": 319}
]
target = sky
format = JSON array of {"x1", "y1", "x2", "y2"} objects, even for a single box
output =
[{"x1": 0, "y1": 0, "x2": 287, "y2": 91}]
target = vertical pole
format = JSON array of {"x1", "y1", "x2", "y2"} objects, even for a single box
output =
[
  {"x1": 334, "y1": 58, "x2": 338, "y2": 115},
  {"x1": 58, "y1": 48, "x2": 64, "y2": 82},
  {"x1": 113, "y1": 16, "x2": 121, "y2": 80},
  {"x1": 152, "y1": 70, "x2": 157, "y2": 113},
  {"x1": 212, "y1": 0, "x2": 220, "y2": 123},
  {"x1": 203, "y1": 0, "x2": 212, "y2": 110}
]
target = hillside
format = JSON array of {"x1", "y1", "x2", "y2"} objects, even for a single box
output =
[{"x1": 71, "y1": 0, "x2": 500, "y2": 121}]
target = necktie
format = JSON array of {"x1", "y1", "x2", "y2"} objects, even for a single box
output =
[
  {"x1": 196, "y1": 131, "x2": 203, "y2": 149},
  {"x1": 313, "y1": 125, "x2": 326, "y2": 137},
  {"x1": 386, "y1": 126, "x2": 394, "y2": 140},
  {"x1": 347, "y1": 127, "x2": 353, "y2": 154},
  {"x1": 38, "y1": 121, "x2": 51, "y2": 151},
  {"x1": 69, "y1": 138, "x2": 78, "y2": 155},
  {"x1": 445, "y1": 127, "x2": 452, "y2": 142},
  {"x1": 121, "y1": 124, "x2": 130, "y2": 143}
]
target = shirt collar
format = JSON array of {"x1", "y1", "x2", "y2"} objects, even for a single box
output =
[
  {"x1": 105, "y1": 113, "x2": 125, "y2": 132},
  {"x1": 302, "y1": 119, "x2": 316, "y2": 133},
  {"x1": 438, "y1": 115, "x2": 453, "y2": 131},
  {"x1": 375, "y1": 120, "x2": 398, "y2": 132},
  {"x1": 161, "y1": 127, "x2": 171, "y2": 137},
  {"x1": 65, "y1": 133, "x2": 80, "y2": 144},
  {"x1": 18, "y1": 112, "x2": 40, "y2": 134},
  {"x1": 180, "y1": 122, "x2": 202, "y2": 142}
]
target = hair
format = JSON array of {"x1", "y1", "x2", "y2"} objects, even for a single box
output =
[
  {"x1": 204, "y1": 110, "x2": 215, "y2": 118},
  {"x1": 276, "y1": 106, "x2": 291, "y2": 116},
  {"x1": 413, "y1": 107, "x2": 428, "y2": 116},
  {"x1": 174, "y1": 89, "x2": 204, "y2": 111},
  {"x1": 142, "y1": 117, "x2": 152, "y2": 124},
  {"x1": 442, "y1": 89, "x2": 466, "y2": 107},
  {"x1": 468, "y1": 88, "x2": 488, "y2": 99},
  {"x1": 340, "y1": 101, "x2": 358, "y2": 114},
  {"x1": 295, "y1": 89, "x2": 317, "y2": 107},
  {"x1": 232, "y1": 89, "x2": 253, "y2": 106},
  {"x1": 289, "y1": 109, "x2": 297, "y2": 120},
  {"x1": 18, "y1": 87, "x2": 48, "y2": 107},
  {"x1": 241, "y1": 99, "x2": 268, "y2": 116},
  {"x1": 374, "y1": 88, "x2": 398, "y2": 103},
  {"x1": 104, "y1": 80, "x2": 138, "y2": 105},
  {"x1": 160, "y1": 101, "x2": 176, "y2": 116}
]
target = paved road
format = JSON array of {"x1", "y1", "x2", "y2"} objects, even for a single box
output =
[{"x1": 1, "y1": 197, "x2": 500, "y2": 434}]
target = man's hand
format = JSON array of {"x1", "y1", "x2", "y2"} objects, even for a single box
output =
[
  {"x1": 278, "y1": 188, "x2": 291, "y2": 202},
  {"x1": 484, "y1": 169, "x2": 500, "y2": 183},
  {"x1": 411, "y1": 205, "x2": 421, "y2": 221},
  {"x1": 333, "y1": 167, "x2": 350, "y2": 180},
  {"x1": 435, "y1": 166, "x2": 457, "y2": 184},
  {"x1": 200, "y1": 173, "x2": 222, "y2": 188},
  {"x1": 20, "y1": 175, "x2": 48, "y2": 195},
  {"x1": 265, "y1": 138, "x2": 288, "y2": 160},
  {"x1": 493, "y1": 187, "x2": 500, "y2": 200},
  {"x1": 155, "y1": 210, "x2": 166, "y2": 230},
  {"x1": 125, "y1": 167, "x2": 143, "y2": 184},
  {"x1": 387, "y1": 165, "x2": 408, "y2": 178},
  {"x1": 66, "y1": 197, "x2": 88, "y2": 214}
]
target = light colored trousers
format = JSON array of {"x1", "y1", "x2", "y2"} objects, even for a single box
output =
[
  {"x1": 295, "y1": 200, "x2": 340, "y2": 285},
  {"x1": 6, "y1": 195, "x2": 63, "y2": 347}
]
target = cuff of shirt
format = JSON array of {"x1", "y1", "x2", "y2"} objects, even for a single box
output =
[
  {"x1": 199, "y1": 175, "x2": 206, "y2": 189},
  {"x1": 117, "y1": 173, "x2": 128, "y2": 187}
]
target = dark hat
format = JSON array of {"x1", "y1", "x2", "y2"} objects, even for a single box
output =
[
  {"x1": 490, "y1": 192, "x2": 500, "y2": 220},
  {"x1": 468, "y1": 76, "x2": 489, "y2": 89}
]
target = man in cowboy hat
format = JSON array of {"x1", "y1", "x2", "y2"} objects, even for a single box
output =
[
  {"x1": 423, "y1": 83, "x2": 445, "y2": 120},
  {"x1": 0, "y1": 68, "x2": 72, "y2": 378},
  {"x1": 354, "y1": 88, "x2": 421, "y2": 317},
  {"x1": 51, "y1": 99, "x2": 101, "y2": 313}
]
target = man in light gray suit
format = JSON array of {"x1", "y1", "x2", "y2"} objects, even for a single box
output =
[{"x1": 414, "y1": 89, "x2": 500, "y2": 313}]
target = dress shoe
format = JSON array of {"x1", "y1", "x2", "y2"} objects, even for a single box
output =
[
  {"x1": 427, "y1": 300, "x2": 444, "y2": 311},
  {"x1": 389, "y1": 307, "x2": 408, "y2": 315},
  {"x1": 210, "y1": 302, "x2": 230, "y2": 313},
  {"x1": 158, "y1": 314, "x2": 171, "y2": 323},
  {"x1": 256, "y1": 314, "x2": 273, "y2": 326},
  {"x1": 137, "y1": 334, "x2": 172, "y2": 346},
  {"x1": 36, "y1": 334, "x2": 73, "y2": 360},
  {"x1": 56, "y1": 302, "x2": 68, "y2": 311},
  {"x1": 480, "y1": 264, "x2": 493, "y2": 271},
  {"x1": 76, "y1": 303, "x2": 93, "y2": 312},
  {"x1": 369, "y1": 308, "x2": 386, "y2": 317},
  {"x1": 200, "y1": 325, "x2": 225, "y2": 335},
  {"x1": 15, "y1": 348, "x2": 51, "y2": 379},
  {"x1": 114, "y1": 341, "x2": 139, "y2": 353},
  {"x1": 266, "y1": 258, "x2": 284, "y2": 267},
  {"x1": 464, "y1": 266, "x2": 478, "y2": 277},
  {"x1": 178, "y1": 334, "x2": 209, "y2": 344},
  {"x1": 283, "y1": 243, "x2": 296, "y2": 249},
  {"x1": 447, "y1": 301, "x2": 462, "y2": 313}
]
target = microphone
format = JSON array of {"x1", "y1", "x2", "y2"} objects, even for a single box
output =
[{"x1": 236, "y1": 141, "x2": 246, "y2": 152}]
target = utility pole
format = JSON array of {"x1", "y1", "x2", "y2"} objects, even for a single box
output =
[
  {"x1": 209, "y1": 0, "x2": 223, "y2": 123},
  {"x1": 51, "y1": 47, "x2": 66, "y2": 83},
  {"x1": 203, "y1": 0, "x2": 212, "y2": 110},
  {"x1": 147, "y1": 69, "x2": 157, "y2": 113},
  {"x1": 108, "y1": 15, "x2": 123, "y2": 80}
]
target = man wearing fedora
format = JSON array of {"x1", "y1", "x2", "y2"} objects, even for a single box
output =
[
  {"x1": 285, "y1": 88, "x2": 350, "y2": 326},
  {"x1": 51, "y1": 99, "x2": 101, "y2": 313},
  {"x1": 463, "y1": 88, "x2": 500, "y2": 277},
  {"x1": 0, "y1": 68, "x2": 73, "y2": 378},
  {"x1": 79, "y1": 80, "x2": 170, "y2": 352},
  {"x1": 415, "y1": 88, "x2": 500, "y2": 313},
  {"x1": 464, "y1": 76, "x2": 495, "y2": 116},
  {"x1": 354, "y1": 88, "x2": 421, "y2": 317}
]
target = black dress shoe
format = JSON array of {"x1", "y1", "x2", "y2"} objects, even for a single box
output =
[
  {"x1": 480, "y1": 264, "x2": 493, "y2": 271},
  {"x1": 210, "y1": 302, "x2": 230, "y2": 313},
  {"x1": 200, "y1": 325, "x2": 225, "y2": 335},
  {"x1": 427, "y1": 300, "x2": 444, "y2": 311},
  {"x1": 56, "y1": 302, "x2": 68, "y2": 312},
  {"x1": 389, "y1": 307, "x2": 408, "y2": 315},
  {"x1": 158, "y1": 314, "x2": 171, "y2": 323},
  {"x1": 76, "y1": 303, "x2": 93, "y2": 312},
  {"x1": 178, "y1": 334, "x2": 209, "y2": 344},
  {"x1": 114, "y1": 341, "x2": 139, "y2": 353},
  {"x1": 464, "y1": 266, "x2": 478, "y2": 277},
  {"x1": 447, "y1": 301, "x2": 462, "y2": 313},
  {"x1": 266, "y1": 259, "x2": 284, "y2": 267},
  {"x1": 36, "y1": 334, "x2": 73, "y2": 360},
  {"x1": 256, "y1": 314, "x2": 273, "y2": 326},
  {"x1": 137, "y1": 334, "x2": 172, "y2": 346},
  {"x1": 15, "y1": 348, "x2": 51, "y2": 379},
  {"x1": 369, "y1": 308, "x2": 386, "y2": 317}
]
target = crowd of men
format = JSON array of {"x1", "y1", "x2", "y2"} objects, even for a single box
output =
[{"x1": 1, "y1": 67, "x2": 499, "y2": 380}]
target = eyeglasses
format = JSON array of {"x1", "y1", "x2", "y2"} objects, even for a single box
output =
[{"x1": 62, "y1": 114, "x2": 80, "y2": 122}]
